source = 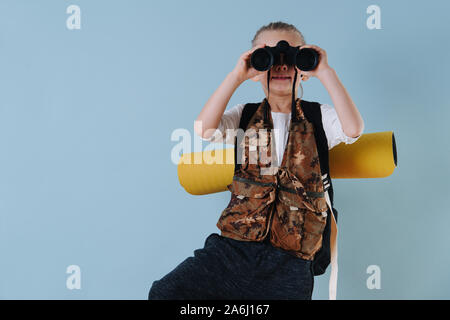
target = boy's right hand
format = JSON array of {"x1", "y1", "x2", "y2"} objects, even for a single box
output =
[{"x1": 231, "y1": 43, "x2": 267, "y2": 84}]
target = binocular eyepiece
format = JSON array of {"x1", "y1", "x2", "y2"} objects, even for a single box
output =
[{"x1": 250, "y1": 40, "x2": 319, "y2": 72}]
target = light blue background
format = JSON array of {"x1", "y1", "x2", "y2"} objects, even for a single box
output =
[{"x1": 0, "y1": 0, "x2": 449, "y2": 299}]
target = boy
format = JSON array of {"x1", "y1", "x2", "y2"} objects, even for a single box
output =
[{"x1": 149, "y1": 21, "x2": 364, "y2": 300}]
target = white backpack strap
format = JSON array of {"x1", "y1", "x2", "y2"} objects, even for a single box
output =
[{"x1": 322, "y1": 173, "x2": 338, "y2": 300}]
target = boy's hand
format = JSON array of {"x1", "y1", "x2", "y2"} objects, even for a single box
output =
[
  {"x1": 231, "y1": 44, "x2": 266, "y2": 84},
  {"x1": 296, "y1": 44, "x2": 332, "y2": 80}
]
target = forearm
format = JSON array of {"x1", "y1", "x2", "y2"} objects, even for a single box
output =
[
  {"x1": 318, "y1": 68, "x2": 365, "y2": 137},
  {"x1": 195, "y1": 72, "x2": 243, "y2": 139}
]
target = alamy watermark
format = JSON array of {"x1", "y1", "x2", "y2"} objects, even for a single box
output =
[
  {"x1": 366, "y1": 5, "x2": 382, "y2": 30},
  {"x1": 172, "y1": 120, "x2": 284, "y2": 174},
  {"x1": 366, "y1": 264, "x2": 381, "y2": 290},
  {"x1": 66, "y1": 5, "x2": 81, "y2": 30},
  {"x1": 66, "y1": 265, "x2": 81, "y2": 290}
]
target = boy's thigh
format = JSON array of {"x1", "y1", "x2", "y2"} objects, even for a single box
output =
[
  {"x1": 243, "y1": 258, "x2": 314, "y2": 300},
  {"x1": 148, "y1": 233, "x2": 247, "y2": 300},
  {"x1": 247, "y1": 274, "x2": 313, "y2": 300}
]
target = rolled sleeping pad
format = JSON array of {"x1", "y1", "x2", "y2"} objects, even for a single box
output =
[{"x1": 178, "y1": 131, "x2": 397, "y2": 195}]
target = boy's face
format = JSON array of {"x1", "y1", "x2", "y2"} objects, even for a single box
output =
[{"x1": 251, "y1": 30, "x2": 306, "y2": 96}]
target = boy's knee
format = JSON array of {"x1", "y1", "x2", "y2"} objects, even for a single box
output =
[
  {"x1": 148, "y1": 280, "x2": 164, "y2": 300},
  {"x1": 148, "y1": 279, "x2": 179, "y2": 300}
]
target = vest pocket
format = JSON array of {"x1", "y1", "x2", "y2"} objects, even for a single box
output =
[
  {"x1": 217, "y1": 178, "x2": 275, "y2": 241},
  {"x1": 271, "y1": 189, "x2": 327, "y2": 258},
  {"x1": 300, "y1": 211, "x2": 327, "y2": 257},
  {"x1": 271, "y1": 190, "x2": 306, "y2": 252},
  {"x1": 278, "y1": 186, "x2": 328, "y2": 213}
]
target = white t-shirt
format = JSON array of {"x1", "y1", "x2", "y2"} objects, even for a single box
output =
[{"x1": 199, "y1": 103, "x2": 362, "y2": 166}]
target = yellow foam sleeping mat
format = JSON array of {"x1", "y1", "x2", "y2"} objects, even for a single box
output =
[{"x1": 178, "y1": 131, "x2": 397, "y2": 195}]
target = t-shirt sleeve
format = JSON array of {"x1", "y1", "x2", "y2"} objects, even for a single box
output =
[
  {"x1": 321, "y1": 103, "x2": 363, "y2": 150},
  {"x1": 199, "y1": 103, "x2": 245, "y2": 144}
]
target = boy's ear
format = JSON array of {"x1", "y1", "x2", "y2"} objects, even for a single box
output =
[{"x1": 300, "y1": 74, "x2": 310, "y2": 82}]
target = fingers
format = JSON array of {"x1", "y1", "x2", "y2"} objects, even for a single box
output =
[
  {"x1": 301, "y1": 44, "x2": 319, "y2": 49},
  {"x1": 301, "y1": 44, "x2": 326, "y2": 55},
  {"x1": 249, "y1": 43, "x2": 266, "y2": 53},
  {"x1": 241, "y1": 43, "x2": 266, "y2": 60}
]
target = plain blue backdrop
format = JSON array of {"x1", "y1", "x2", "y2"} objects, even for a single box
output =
[{"x1": 0, "y1": 0, "x2": 449, "y2": 299}]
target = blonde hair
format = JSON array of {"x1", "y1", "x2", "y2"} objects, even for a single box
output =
[{"x1": 251, "y1": 21, "x2": 306, "y2": 47}]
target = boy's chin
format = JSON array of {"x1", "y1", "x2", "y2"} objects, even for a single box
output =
[
  {"x1": 268, "y1": 82, "x2": 294, "y2": 91},
  {"x1": 270, "y1": 79, "x2": 293, "y2": 84},
  {"x1": 265, "y1": 88, "x2": 296, "y2": 96}
]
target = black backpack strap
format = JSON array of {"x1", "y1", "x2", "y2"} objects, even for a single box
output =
[
  {"x1": 301, "y1": 100, "x2": 334, "y2": 207},
  {"x1": 239, "y1": 103, "x2": 260, "y2": 131},
  {"x1": 234, "y1": 103, "x2": 260, "y2": 173},
  {"x1": 302, "y1": 100, "x2": 340, "y2": 276}
]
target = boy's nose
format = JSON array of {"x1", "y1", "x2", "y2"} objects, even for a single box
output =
[
  {"x1": 274, "y1": 53, "x2": 288, "y2": 71},
  {"x1": 275, "y1": 63, "x2": 288, "y2": 72}
]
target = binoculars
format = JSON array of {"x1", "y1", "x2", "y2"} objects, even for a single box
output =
[{"x1": 250, "y1": 40, "x2": 319, "y2": 72}]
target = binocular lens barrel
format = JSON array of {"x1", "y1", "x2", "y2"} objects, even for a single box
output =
[
  {"x1": 295, "y1": 48, "x2": 319, "y2": 71},
  {"x1": 251, "y1": 50, "x2": 273, "y2": 72},
  {"x1": 250, "y1": 41, "x2": 319, "y2": 72}
]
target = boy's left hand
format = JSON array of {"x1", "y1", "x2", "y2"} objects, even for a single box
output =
[{"x1": 296, "y1": 44, "x2": 332, "y2": 80}]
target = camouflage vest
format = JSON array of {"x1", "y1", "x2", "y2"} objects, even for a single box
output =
[{"x1": 217, "y1": 98, "x2": 334, "y2": 264}]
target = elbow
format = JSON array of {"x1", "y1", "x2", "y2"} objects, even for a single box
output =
[
  {"x1": 194, "y1": 118, "x2": 206, "y2": 139},
  {"x1": 344, "y1": 124, "x2": 364, "y2": 138},
  {"x1": 194, "y1": 119, "x2": 216, "y2": 140},
  {"x1": 348, "y1": 117, "x2": 365, "y2": 138},
  {"x1": 357, "y1": 122, "x2": 365, "y2": 137}
]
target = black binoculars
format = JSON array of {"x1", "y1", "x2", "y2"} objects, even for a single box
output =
[{"x1": 250, "y1": 40, "x2": 319, "y2": 72}]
